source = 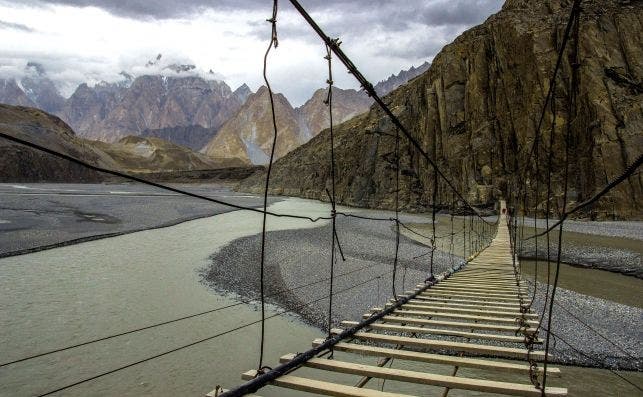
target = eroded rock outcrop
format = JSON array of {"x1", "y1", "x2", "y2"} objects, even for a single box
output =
[{"x1": 240, "y1": 0, "x2": 643, "y2": 219}]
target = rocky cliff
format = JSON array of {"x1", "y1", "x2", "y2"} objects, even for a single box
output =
[{"x1": 239, "y1": 0, "x2": 643, "y2": 219}]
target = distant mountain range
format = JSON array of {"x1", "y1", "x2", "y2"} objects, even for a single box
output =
[{"x1": 0, "y1": 60, "x2": 430, "y2": 166}]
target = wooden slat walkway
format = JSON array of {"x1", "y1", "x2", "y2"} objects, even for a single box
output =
[{"x1": 209, "y1": 202, "x2": 567, "y2": 396}]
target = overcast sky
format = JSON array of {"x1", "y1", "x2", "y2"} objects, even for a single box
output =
[{"x1": 0, "y1": 0, "x2": 504, "y2": 106}]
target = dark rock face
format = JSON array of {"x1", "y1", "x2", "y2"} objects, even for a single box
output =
[
  {"x1": 239, "y1": 0, "x2": 643, "y2": 219},
  {"x1": 60, "y1": 82, "x2": 127, "y2": 137}
]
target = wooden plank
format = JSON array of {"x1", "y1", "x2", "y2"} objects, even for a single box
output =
[
  {"x1": 341, "y1": 321, "x2": 539, "y2": 343},
  {"x1": 242, "y1": 370, "x2": 415, "y2": 397},
  {"x1": 429, "y1": 287, "x2": 522, "y2": 297},
  {"x1": 393, "y1": 303, "x2": 538, "y2": 318},
  {"x1": 420, "y1": 292, "x2": 522, "y2": 302},
  {"x1": 450, "y1": 274, "x2": 516, "y2": 279},
  {"x1": 458, "y1": 274, "x2": 521, "y2": 279},
  {"x1": 391, "y1": 303, "x2": 537, "y2": 318},
  {"x1": 340, "y1": 330, "x2": 547, "y2": 359},
  {"x1": 279, "y1": 355, "x2": 566, "y2": 397},
  {"x1": 404, "y1": 299, "x2": 525, "y2": 312},
  {"x1": 412, "y1": 295, "x2": 523, "y2": 308},
  {"x1": 448, "y1": 278, "x2": 517, "y2": 284},
  {"x1": 374, "y1": 308, "x2": 538, "y2": 325},
  {"x1": 434, "y1": 286, "x2": 523, "y2": 293},
  {"x1": 441, "y1": 282, "x2": 522, "y2": 289},
  {"x1": 440, "y1": 281, "x2": 523, "y2": 288},
  {"x1": 370, "y1": 314, "x2": 536, "y2": 334},
  {"x1": 311, "y1": 340, "x2": 559, "y2": 376},
  {"x1": 442, "y1": 282, "x2": 524, "y2": 290}
]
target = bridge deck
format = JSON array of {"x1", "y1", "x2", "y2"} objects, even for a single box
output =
[{"x1": 209, "y1": 212, "x2": 567, "y2": 396}]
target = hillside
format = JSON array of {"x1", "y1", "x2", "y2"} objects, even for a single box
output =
[
  {"x1": 0, "y1": 105, "x2": 245, "y2": 182},
  {"x1": 0, "y1": 105, "x2": 118, "y2": 182},
  {"x1": 239, "y1": 0, "x2": 643, "y2": 219}
]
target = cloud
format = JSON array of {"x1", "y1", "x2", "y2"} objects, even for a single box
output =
[
  {"x1": 19, "y1": 0, "x2": 502, "y2": 24},
  {"x1": 0, "y1": 19, "x2": 34, "y2": 32},
  {"x1": 0, "y1": 0, "x2": 504, "y2": 105}
]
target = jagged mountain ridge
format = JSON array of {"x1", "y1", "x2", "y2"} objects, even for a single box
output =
[
  {"x1": 239, "y1": 0, "x2": 643, "y2": 219},
  {"x1": 372, "y1": 61, "x2": 431, "y2": 96},
  {"x1": 1, "y1": 61, "x2": 436, "y2": 165},
  {"x1": 62, "y1": 75, "x2": 244, "y2": 142}
]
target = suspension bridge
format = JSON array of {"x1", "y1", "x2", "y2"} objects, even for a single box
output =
[{"x1": 208, "y1": 202, "x2": 568, "y2": 397}]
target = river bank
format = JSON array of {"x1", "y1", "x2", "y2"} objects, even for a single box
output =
[{"x1": 0, "y1": 183, "x2": 280, "y2": 257}]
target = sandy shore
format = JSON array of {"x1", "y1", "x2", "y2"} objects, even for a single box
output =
[{"x1": 202, "y1": 203, "x2": 642, "y2": 370}]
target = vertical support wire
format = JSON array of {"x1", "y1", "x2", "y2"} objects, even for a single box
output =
[
  {"x1": 428, "y1": 164, "x2": 438, "y2": 281},
  {"x1": 392, "y1": 125, "x2": 401, "y2": 300},
  {"x1": 541, "y1": 2, "x2": 581, "y2": 393},
  {"x1": 538, "y1": 72, "x2": 556, "y2": 334},
  {"x1": 257, "y1": 0, "x2": 280, "y2": 372},
  {"x1": 324, "y1": 42, "x2": 338, "y2": 344},
  {"x1": 529, "y1": 120, "x2": 541, "y2": 308}
]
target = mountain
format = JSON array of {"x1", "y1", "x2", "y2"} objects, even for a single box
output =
[
  {"x1": 233, "y1": 83, "x2": 253, "y2": 104},
  {"x1": 20, "y1": 62, "x2": 66, "y2": 113},
  {"x1": 61, "y1": 81, "x2": 129, "y2": 138},
  {"x1": 372, "y1": 61, "x2": 430, "y2": 96},
  {"x1": 0, "y1": 104, "x2": 245, "y2": 182},
  {"x1": 0, "y1": 63, "x2": 65, "y2": 113},
  {"x1": 64, "y1": 75, "x2": 243, "y2": 143},
  {"x1": 0, "y1": 79, "x2": 35, "y2": 108},
  {"x1": 202, "y1": 85, "x2": 373, "y2": 165},
  {"x1": 238, "y1": 0, "x2": 643, "y2": 219},
  {"x1": 1, "y1": 61, "x2": 440, "y2": 166},
  {"x1": 297, "y1": 87, "x2": 372, "y2": 141},
  {"x1": 203, "y1": 86, "x2": 303, "y2": 165}
]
